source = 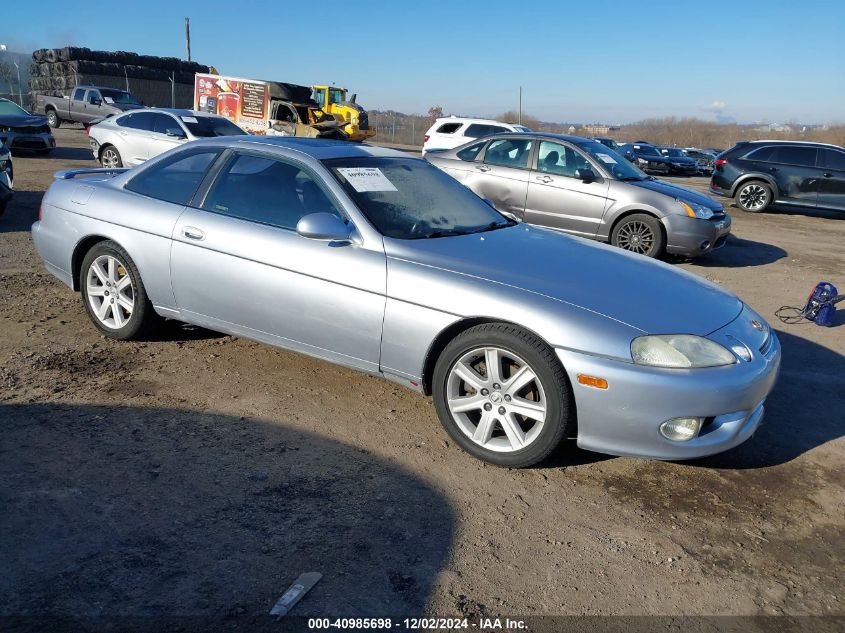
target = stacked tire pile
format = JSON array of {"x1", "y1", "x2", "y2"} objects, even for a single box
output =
[{"x1": 29, "y1": 47, "x2": 210, "y2": 108}]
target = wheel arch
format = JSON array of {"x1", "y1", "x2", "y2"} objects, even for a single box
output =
[
  {"x1": 608, "y1": 208, "x2": 667, "y2": 245},
  {"x1": 421, "y1": 317, "x2": 563, "y2": 395},
  {"x1": 729, "y1": 174, "x2": 779, "y2": 198},
  {"x1": 70, "y1": 235, "x2": 111, "y2": 291}
]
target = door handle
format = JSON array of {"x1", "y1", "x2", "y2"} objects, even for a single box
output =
[
  {"x1": 535, "y1": 175, "x2": 553, "y2": 183},
  {"x1": 182, "y1": 226, "x2": 205, "y2": 241},
  {"x1": 768, "y1": 167, "x2": 778, "y2": 172},
  {"x1": 476, "y1": 165, "x2": 491, "y2": 172},
  {"x1": 823, "y1": 172, "x2": 834, "y2": 178}
]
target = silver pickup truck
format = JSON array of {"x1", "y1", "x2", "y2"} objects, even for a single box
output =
[{"x1": 34, "y1": 85, "x2": 144, "y2": 128}]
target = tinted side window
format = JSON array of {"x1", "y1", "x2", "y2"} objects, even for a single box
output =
[
  {"x1": 537, "y1": 141, "x2": 591, "y2": 177},
  {"x1": 465, "y1": 124, "x2": 493, "y2": 138},
  {"x1": 436, "y1": 122, "x2": 462, "y2": 134},
  {"x1": 456, "y1": 142, "x2": 486, "y2": 162},
  {"x1": 773, "y1": 146, "x2": 817, "y2": 167},
  {"x1": 821, "y1": 149, "x2": 845, "y2": 171},
  {"x1": 126, "y1": 149, "x2": 219, "y2": 205},
  {"x1": 151, "y1": 113, "x2": 178, "y2": 134},
  {"x1": 72, "y1": 88, "x2": 85, "y2": 101},
  {"x1": 202, "y1": 153, "x2": 342, "y2": 230},
  {"x1": 484, "y1": 138, "x2": 533, "y2": 169},
  {"x1": 744, "y1": 146, "x2": 775, "y2": 162},
  {"x1": 122, "y1": 111, "x2": 155, "y2": 130},
  {"x1": 488, "y1": 126, "x2": 508, "y2": 135}
]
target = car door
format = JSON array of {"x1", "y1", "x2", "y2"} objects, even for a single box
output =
[
  {"x1": 817, "y1": 148, "x2": 845, "y2": 211},
  {"x1": 81, "y1": 90, "x2": 104, "y2": 124},
  {"x1": 459, "y1": 137, "x2": 533, "y2": 219},
  {"x1": 114, "y1": 111, "x2": 155, "y2": 165},
  {"x1": 170, "y1": 150, "x2": 386, "y2": 373},
  {"x1": 146, "y1": 112, "x2": 188, "y2": 159},
  {"x1": 523, "y1": 140, "x2": 609, "y2": 237},
  {"x1": 69, "y1": 87, "x2": 86, "y2": 120},
  {"x1": 768, "y1": 145, "x2": 819, "y2": 206}
]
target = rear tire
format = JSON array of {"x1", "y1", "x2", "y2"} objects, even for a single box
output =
[
  {"x1": 611, "y1": 213, "x2": 665, "y2": 257},
  {"x1": 46, "y1": 109, "x2": 61, "y2": 128},
  {"x1": 100, "y1": 145, "x2": 122, "y2": 168},
  {"x1": 734, "y1": 181, "x2": 772, "y2": 213},
  {"x1": 80, "y1": 241, "x2": 159, "y2": 340},
  {"x1": 433, "y1": 323, "x2": 573, "y2": 468}
]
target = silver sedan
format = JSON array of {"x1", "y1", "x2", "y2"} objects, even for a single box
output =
[{"x1": 32, "y1": 137, "x2": 780, "y2": 467}]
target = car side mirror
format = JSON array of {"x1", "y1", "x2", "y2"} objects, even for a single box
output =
[
  {"x1": 296, "y1": 212, "x2": 352, "y2": 243},
  {"x1": 91, "y1": 98, "x2": 102, "y2": 106},
  {"x1": 165, "y1": 127, "x2": 186, "y2": 139},
  {"x1": 575, "y1": 167, "x2": 597, "y2": 183}
]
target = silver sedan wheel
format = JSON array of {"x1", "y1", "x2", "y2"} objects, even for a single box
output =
[
  {"x1": 615, "y1": 220, "x2": 655, "y2": 254},
  {"x1": 446, "y1": 346, "x2": 547, "y2": 453},
  {"x1": 101, "y1": 147, "x2": 120, "y2": 168},
  {"x1": 86, "y1": 254, "x2": 134, "y2": 329},
  {"x1": 738, "y1": 184, "x2": 769, "y2": 210}
]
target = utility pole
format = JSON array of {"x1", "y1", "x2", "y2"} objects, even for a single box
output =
[
  {"x1": 13, "y1": 58, "x2": 22, "y2": 106},
  {"x1": 185, "y1": 17, "x2": 192, "y2": 62},
  {"x1": 518, "y1": 86, "x2": 522, "y2": 125}
]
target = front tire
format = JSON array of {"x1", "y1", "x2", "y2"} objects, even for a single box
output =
[
  {"x1": 46, "y1": 110, "x2": 61, "y2": 128},
  {"x1": 611, "y1": 213, "x2": 665, "y2": 257},
  {"x1": 433, "y1": 323, "x2": 573, "y2": 468},
  {"x1": 80, "y1": 241, "x2": 158, "y2": 340},
  {"x1": 100, "y1": 145, "x2": 123, "y2": 168},
  {"x1": 734, "y1": 181, "x2": 772, "y2": 213}
]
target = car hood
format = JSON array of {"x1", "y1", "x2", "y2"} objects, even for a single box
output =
[
  {"x1": 628, "y1": 178, "x2": 723, "y2": 210},
  {"x1": 0, "y1": 114, "x2": 49, "y2": 128},
  {"x1": 386, "y1": 225, "x2": 742, "y2": 336}
]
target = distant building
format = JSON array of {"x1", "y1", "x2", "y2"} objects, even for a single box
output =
[{"x1": 582, "y1": 124, "x2": 621, "y2": 136}]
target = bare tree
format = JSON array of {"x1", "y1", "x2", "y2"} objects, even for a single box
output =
[
  {"x1": 427, "y1": 105, "x2": 443, "y2": 121},
  {"x1": 0, "y1": 60, "x2": 17, "y2": 98}
]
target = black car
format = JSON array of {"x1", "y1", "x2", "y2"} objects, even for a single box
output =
[
  {"x1": 618, "y1": 143, "x2": 672, "y2": 175},
  {"x1": 710, "y1": 141, "x2": 845, "y2": 213},
  {"x1": 658, "y1": 147, "x2": 699, "y2": 175},
  {"x1": 593, "y1": 137, "x2": 621, "y2": 151},
  {"x1": 683, "y1": 149, "x2": 716, "y2": 176}
]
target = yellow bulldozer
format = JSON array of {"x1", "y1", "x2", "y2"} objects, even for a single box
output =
[{"x1": 311, "y1": 85, "x2": 376, "y2": 142}]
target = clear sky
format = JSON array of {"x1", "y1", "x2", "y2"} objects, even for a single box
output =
[{"x1": 3, "y1": 0, "x2": 844, "y2": 124}]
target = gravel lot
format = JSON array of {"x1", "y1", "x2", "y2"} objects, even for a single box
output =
[{"x1": 2, "y1": 128, "x2": 843, "y2": 621}]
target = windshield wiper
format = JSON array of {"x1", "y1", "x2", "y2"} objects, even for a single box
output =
[
  {"x1": 470, "y1": 219, "x2": 518, "y2": 234},
  {"x1": 408, "y1": 228, "x2": 471, "y2": 239},
  {"x1": 619, "y1": 176, "x2": 645, "y2": 182}
]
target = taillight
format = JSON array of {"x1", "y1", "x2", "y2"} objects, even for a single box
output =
[
  {"x1": 424, "y1": 135, "x2": 430, "y2": 143},
  {"x1": 714, "y1": 158, "x2": 727, "y2": 167}
]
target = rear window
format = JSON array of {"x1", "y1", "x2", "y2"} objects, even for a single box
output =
[
  {"x1": 436, "y1": 122, "x2": 462, "y2": 134},
  {"x1": 183, "y1": 116, "x2": 245, "y2": 137},
  {"x1": 126, "y1": 149, "x2": 220, "y2": 205},
  {"x1": 456, "y1": 142, "x2": 485, "y2": 162},
  {"x1": 118, "y1": 112, "x2": 154, "y2": 131}
]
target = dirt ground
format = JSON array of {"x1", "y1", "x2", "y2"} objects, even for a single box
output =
[{"x1": 1, "y1": 128, "x2": 843, "y2": 624}]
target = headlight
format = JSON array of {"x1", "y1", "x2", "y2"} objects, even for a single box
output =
[
  {"x1": 678, "y1": 199, "x2": 715, "y2": 219},
  {"x1": 631, "y1": 335, "x2": 736, "y2": 368}
]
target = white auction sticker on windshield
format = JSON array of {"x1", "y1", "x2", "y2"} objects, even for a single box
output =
[
  {"x1": 596, "y1": 153, "x2": 617, "y2": 164},
  {"x1": 181, "y1": 116, "x2": 199, "y2": 124},
  {"x1": 337, "y1": 167, "x2": 397, "y2": 192},
  {"x1": 103, "y1": 97, "x2": 115, "y2": 104}
]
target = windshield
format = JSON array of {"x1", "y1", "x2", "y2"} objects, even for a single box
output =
[
  {"x1": 99, "y1": 89, "x2": 142, "y2": 106},
  {"x1": 663, "y1": 148, "x2": 685, "y2": 157},
  {"x1": 575, "y1": 141, "x2": 648, "y2": 181},
  {"x1": 636, "y1": 145, "x2": 661, "y2": 157},
  {"x1": 182, "y1": 116, "x2": 245, "y2": 137},
  {"x1": 0, "y1": 100, "x2": 29, "y2": 116},
  {"x1": 324, "y1": 157, "x2": 514, "y2": 239}
]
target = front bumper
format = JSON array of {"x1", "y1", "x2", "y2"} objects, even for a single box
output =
[
  {"x1": 0, "y1": 131, "x2": 55, "y2": 152},
  {"x1": 556, "y1": 314, "x2": 781, "y2": 460},
  {"x1": 663, "y1": 213, "x2": 732, "y2": 256}
]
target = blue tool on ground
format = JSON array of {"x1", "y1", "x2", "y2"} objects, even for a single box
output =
[{"x1": 776, "y1": 281, "x2": 843, "y2": 327}]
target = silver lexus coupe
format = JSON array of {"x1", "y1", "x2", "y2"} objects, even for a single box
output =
[{"x1": 32, "y1": 137, "x2": 781, "y2": 467}]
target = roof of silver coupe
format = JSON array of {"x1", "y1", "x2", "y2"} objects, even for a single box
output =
[{"x1": 194, "y1": 135, "x2": 416, "y2": 160}]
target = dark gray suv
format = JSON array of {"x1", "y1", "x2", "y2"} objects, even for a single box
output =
[{"x1": 710, "y1": 140, "x2": 845, "y2": 213}]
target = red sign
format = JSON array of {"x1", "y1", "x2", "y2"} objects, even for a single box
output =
[{"x1": 194, "y1": 73, "x2": 270, "y2": 134}]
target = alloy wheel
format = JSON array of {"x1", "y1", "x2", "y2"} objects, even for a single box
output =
[
  {"x1": 739, "y1": 184, "x2": 768, "y2": 210},
  {"x1": 101, "y1": 148, "x2": 120, "y2": 168},
  {"x1": 86, "y1": 254, "x2": 134, "y2": 329},
  {"x1": 446, "y1": 346, "x2": 547, "y2": 453},
  {"x1": 615, "y1": 220, "x2": 655, "y2": 254}
]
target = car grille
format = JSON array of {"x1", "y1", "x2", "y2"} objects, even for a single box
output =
[{"x1": 12, "y1": 125, "x2": 50, "y2": 134}]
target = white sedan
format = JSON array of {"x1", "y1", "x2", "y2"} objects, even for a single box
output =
[{"x1": 88, "y1": 108, "x2": 245, "y2": 168}]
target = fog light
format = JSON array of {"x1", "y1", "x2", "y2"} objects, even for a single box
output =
[{"x1": 659, "y1": 417, "x2": 703, "y2": 442}]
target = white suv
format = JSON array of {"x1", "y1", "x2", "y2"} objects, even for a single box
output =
[{"x1": 422, "y1": 117, "x2": 530, "y2": 155}]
